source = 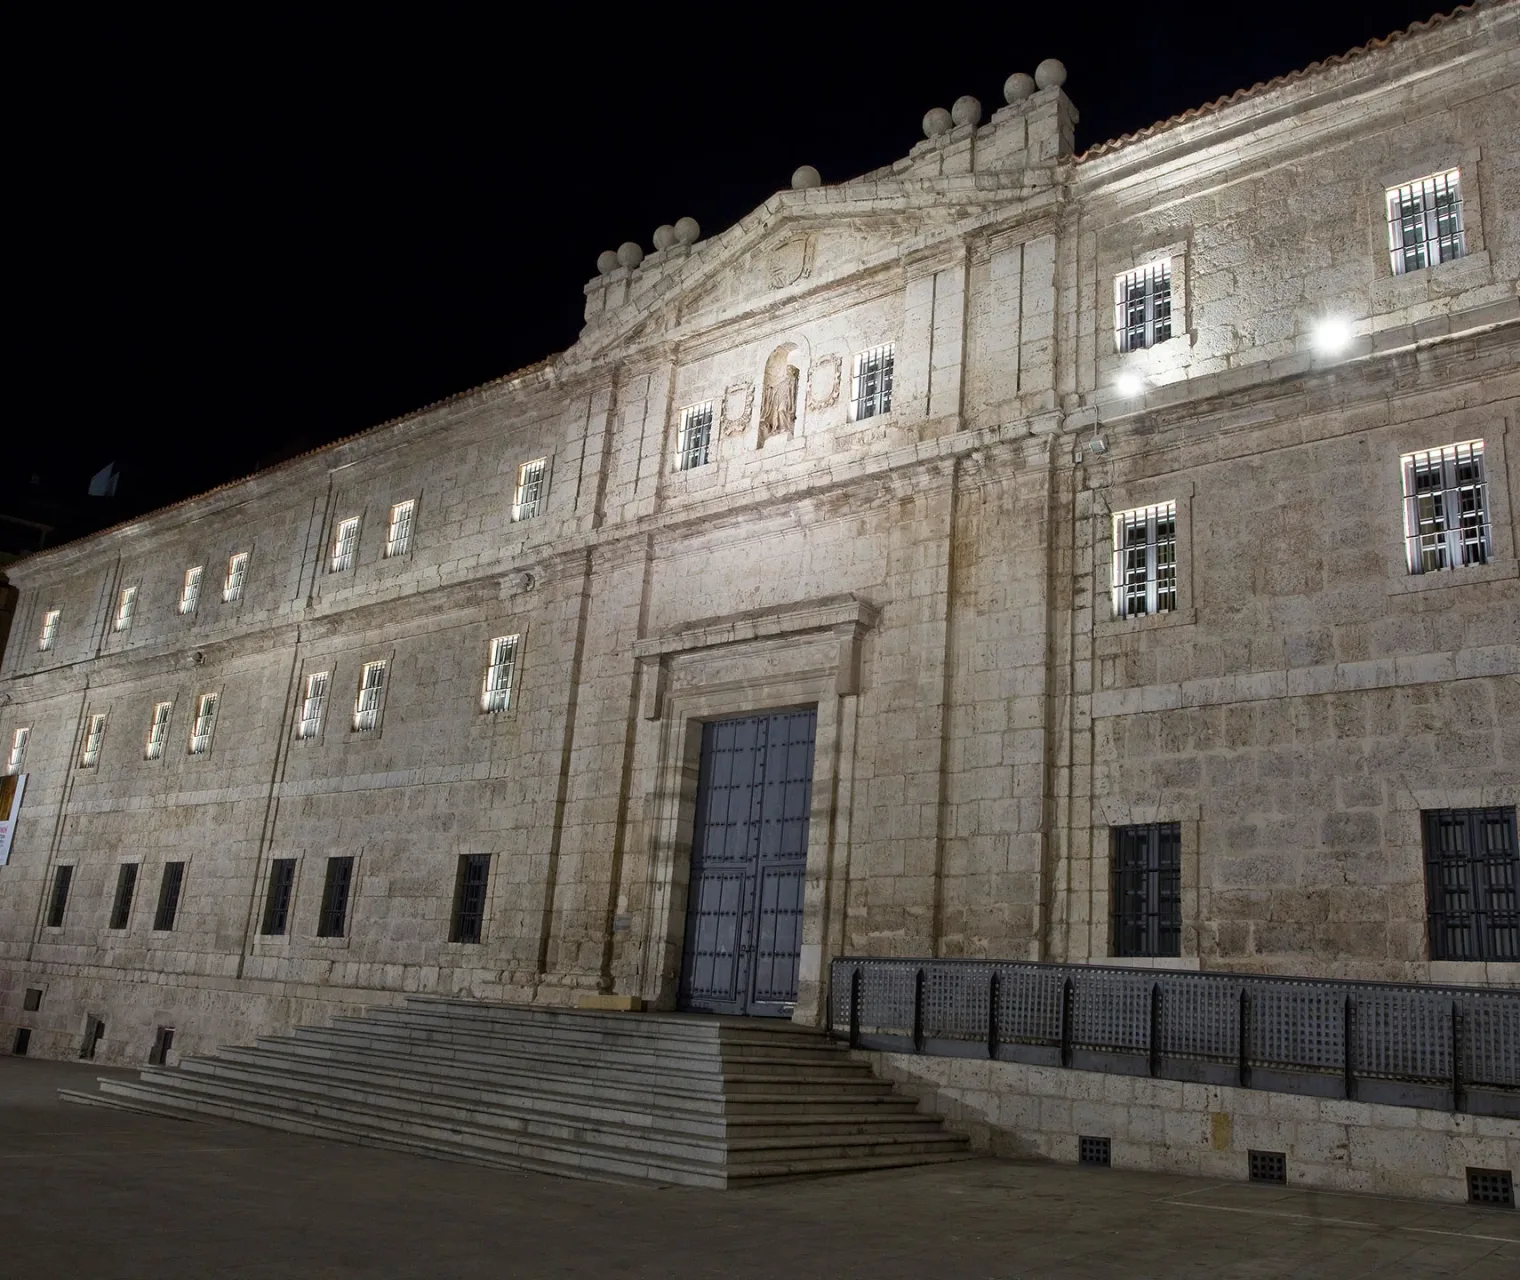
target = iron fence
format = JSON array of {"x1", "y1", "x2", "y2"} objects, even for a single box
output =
[{"x1": 828, "y1": 957, "x2": 1520, "y2": 1118}]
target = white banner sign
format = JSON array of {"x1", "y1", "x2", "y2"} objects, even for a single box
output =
[{"x1": 0, "y1": 773, "x2": 26, "y2": 866}]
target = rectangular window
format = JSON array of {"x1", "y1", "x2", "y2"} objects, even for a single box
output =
[
  {"x1": 330, "y1": 517, "x2": 360, "y2": 572},
  {"x1": 109, "y1": 863, "x2": 139, "y2": 930},
  {"x1": 850, "y1": 344, "x2": 895, "y2": 421},
  {"x1": 296, "y1": 671, "x2": 330, "y2": 739},
  {"x1": 1402, "y1": 440, "x2": 1491, "y2": 575},
  {"x1": 352, "y1": 661, "x2": 386, "y2": 732},
  {"x1": 317, "y1": 856, "x2": 355, "y2": 937},
  {"x1": 38, "y1": 609, "x2": 60, "y2": 651},
  {"x1": 1387, "y1": 170, "x2": 1465, "y2": 275},
  {"x1": 179, "y1": 566, "x2": 203, "y2": 615},
  {"x1": 45, "y1": 865, "x2": 73, "y2": 928},
  {"x1": 153, "y1": 862, "x2": 186, "y2": 931},
  {"x1": 6, "y1": 727, "x2": 30, "y2": 775},
  {"x1": 1115, "y1": 260, "x2": 1173, "y2": 353},
  {"x1": 80, "y1": 714, "x2": 107, "y2": 768},
  {"x1": 384, "y1": 499, "x2": 415, "y2": 558},
  {"x1": 145, "y1": 702, "x2": 173, "y2": 760},
  {"x1": 1424, "y1": 807, "x2": 1518, "y2": 962},
  {"x1": 676, "y1": 403, "x2": 714, "y2": 471},
  {"x1": 450, "y1": 854, "x2": 491, "y2": 943},
  {"x1": 1112, "y1": 503, "x2": 1177, "y2": 619},
  {"x1": 260, "y1": 858, "x2": 297, "y2": 936},
  {"x1": 223, "y1": 552, "x2": 249, "y2": 603},
  {"x1": 113, "y1": 585, "x2": 137, "y2": 633},
  {"x1": 512, "y1": 458, "x2": 547, "y2": 522},
  {"x1": 481, "y1": 635, "x2": 519, "y2": 713},
  {"x1": 188, "y1": 693, "x2": 217, "y2": 755},
  {"x1": 1112, "y1": 824, "x2": 1182, "y2": 958}
]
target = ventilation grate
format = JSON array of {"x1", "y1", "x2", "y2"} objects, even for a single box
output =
[
  {"x1": 1466, "y1": 1168, "x2": 1515, "y2": 1208},
  {"x1": 22, "y1": 988, "x2": 42, "y2": 1012},
  {"x1": 12, "y1": 1028, "x2": 30, "y2": 1056},
  {"x1": 1079, "y1": 1135, "x2": 1112, "y2": 1167},
  {"x1": 1248, "y1": 1149, "x2": 1287, "y2": 1184}
]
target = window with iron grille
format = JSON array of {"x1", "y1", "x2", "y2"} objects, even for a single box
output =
[
  {"x1": 188, "y1": 693, "x2": 217, "y2": 755},
  {"x1": 113, "y1": 585, "x2": 137, "y2": 633},
  {"x1": 6, "y1": 727, "x2": 30, "y2": 775},
  {"x1": 1402, "y1": 441, "x2": 1491, "y2": 575},
  {"x1": 179, "y1": 565, "x2": 203, "y2": 615},
  {"x1": 145, "y1": 702, "x2": 172, "y2": 760},
  {"x1": 1423, "y1": 807, "x2": 1519, "y2": 962},
  {"x1": 153, "y1": 862, "x2": 185, "y2": 931},
  {"x1": 851, "y1": 344, "x2": 895, "y2": 421},
  {"x1": 223, "y1": 552, "x2": 249, "y2": 603},
  {"x1": 352, "y1": 661, "x2": 386, "y2": 732},
  {"x1": 450, "y1": 854, "x2": 491, "y2": 943},
  {"x1": 330, "y1": 517, "x2": 360, "y2": 572},
  {"x1": 80, "y1": 714, "x2": 107, "y2": 768},
  {"x1": 1112, "y1": 503, "x2": 1177, "y2": 619},
  {"x1": 38, "y1": 609, "x2": 60, "y2": 651},
  {"x1": 1113, "y1": 823, "x2": 1182, "y2": 958},
  {"x1": 261, "y1": 858, "x2": 297, "y2": 935},
  {"x1": 108, "y1": 863, "x2": 138, "y2": 930},
  {"x1": 317, "y1": 856, "x2": 354, "y2": 937},
  {"x1": 481, "y1": 635, "x2": 519, "y2": 713},
  {"x1": 1115, "y1": 261, "x2": 1172, "y2": 353},
  {"x1": 512, "y1": 459, "x2": 546, "y2": 522},
  {"x1": 385, "y1": 500, "x2": 415, "y2": 558},
  {"x1": 676, "y1": 403, "x2": 713, "y2": 471},
  {"x1": 1387, "y1": 170, "x2": 1465, "y2": 275},
  {"x1": 296, "y1": 671, "x2": 329, "y2": 739},
  {"x1": 45, "y1": 864, "x2": 72, "y2": 928}
]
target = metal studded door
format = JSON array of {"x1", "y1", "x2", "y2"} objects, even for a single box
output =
[{"x1": 679, "y1": 709, "x2": 816, "y2": 1017}]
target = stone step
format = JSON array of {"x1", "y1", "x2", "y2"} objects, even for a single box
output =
[{"x1": 56, "y1": 1087, "x2": 200, "y2": 1122}]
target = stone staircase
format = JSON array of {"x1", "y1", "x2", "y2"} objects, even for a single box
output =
[{"x1": 58, "y1": 997, "x2": 969, "y2": 1187}]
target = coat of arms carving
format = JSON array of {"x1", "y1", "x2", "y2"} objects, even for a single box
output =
[{"x1": 766, "y1": 234, "x2": 815, "y2": 289}]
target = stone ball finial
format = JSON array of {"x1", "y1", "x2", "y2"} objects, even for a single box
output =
[
  {"x1": 652, "y1": 224, "x2": 677, "y2": 251},
  {"x1": 616, "y1": 241, "x2": 644, "y2": 269},
  {"x1": 596, "y1": 250, "x2": 620, "y2": 276},
  {"x1": 791, "y1": 164, "x2": 821, "y2": 190},
  {"x1": 1034, "y1": 58, "x2": 1067, "y2": 90},
  {"x1": 922, "y1": 107, "x2": 953, "y2": 138},
  {"x1": 1003, "y1": 72, "x2": 1036, "y2": 103},
  {"x1": 951, "y1": 95, "x2": 982, "y2": 128},
  {"x1": 674, "y1": 216, "x2": 700, "y2": 246}
]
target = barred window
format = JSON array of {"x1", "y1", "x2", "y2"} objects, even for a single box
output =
[
  {"x1": 5, "y1": 727, "x2": 29, "y2": 775},
  {"x1": 1112, "y1": 503, "x2": 1177, "y2": 619},
  {"x1": 223, "y1": 552, "x2": 249, "y2": 603},
  {"x1": 113, "y1": 585, "x2": 137, "y2": 633},
  {"x1": 1115, "y1": 261, "x2": 1172, "y2": 353},
  {"x1": 676, "y1": 403, "x2": 713, "y2": 471},
  {"x1": 38, "y1": 609, "x2": 60, "y2": 651},
  {"x1": 145, "y1": 702, "x2": 173, "y2": 760},
  {"x1": 482, "y1": 635, "x2": 519, "y2": 713},
  {"x1": 179, "y1": 566, "x2": 203, "y2": 615},
  {"x1": 385, "y1": 500, "x2": 415, "y2": 558},
  {"x1": 352, "y1": 660, "x2": 386, "y2": 732},
  {"x1": 296, "y1": 671, "x2": 329, "y2": 739},
  {"x1": 45, "y1": 864, "x2": 72, "y2": 928},
  {"x1": 153, "y1": 861, "x2": 185, "y2": 931},
  {"x1": 512, "y1": 459, "x2": 546, "y2": 522},
  {"x1": 330, "y1": 517, "x2": 360, "y2": 572},
  {"x1": 851, "y1": 344, "x2": 895, "y2": 421},
  {"x1": 261, "y1": 858, "x2": 297, "y2": 936},
  {"x1": 1113, "y1": 823, "x2": 1182, "y2": 958},
  {"x1": 1402, "y1": 441, "x2": 1491, "y2": 575},
  {"x1": 450, "y1": 854, "x2": 491, "y2": 944},
  {"x1": 1387, "y1": 170, "x2": 1465, "y2": 276},
  {"x1": 80, "y1": 714, "x2": 107, "y2": 768},
  {"x1": 1424, "y1": 807, "x2": 1518, "y2": 962},
  {"x1": 108, "y1": 863, "x2": 138, "y2": 930},
  {"x1": 188, "y1": 693, "x2": 217, "y2": 755},
  {"x1": 317, "y1": 856, "x2": 355, "y2": 937}
]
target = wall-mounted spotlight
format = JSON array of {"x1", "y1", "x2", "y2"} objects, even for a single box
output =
[
  {"x1": 1086, "y1": 433, "x2": 1108, "y2": 455},
  {"x1": 1312, "y1": 316, "x2": 1353, "y2": 357},
  {"x1": 1115, "y1": 371, "x2": 1145, "y2": 398}
]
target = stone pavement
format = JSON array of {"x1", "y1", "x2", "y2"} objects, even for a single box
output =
[{"x1": 2, "y1": 1057, "x2": 1516, "y2": 1279}]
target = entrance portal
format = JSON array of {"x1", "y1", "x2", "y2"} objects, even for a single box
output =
[{"x1": 678, "y1": 708, "x2": 816, "y2": 1017}]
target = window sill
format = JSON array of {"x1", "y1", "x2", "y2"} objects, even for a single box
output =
[
  {"x1": 1096, "y1": 956, "x2": 1202, "y2": 972},
  {"x1": 1386, "y1": 558, "x2": 1517, "y2": 596},
  {"x1": 1427, "y1": 960, "x2": 1520, "y2": 986},
  {"x1": 1093, "y1": 607, "x2": 1196, "y2": 640}
]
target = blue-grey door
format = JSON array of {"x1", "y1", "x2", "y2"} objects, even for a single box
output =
[{"x1": 678, "y1": 709, "x2": 816, "y2": 1017}]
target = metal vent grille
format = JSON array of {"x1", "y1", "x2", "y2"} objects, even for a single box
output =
[
  {"x1": 1248, "y1": 1150, "x2": 1287, "y2": 1184},
  {"x1": 1466, "y1": 1167, "x2": 1515, "y2": 1207},
  {"x1": 1079, "y1": 1136, "x2": 1111, "y2": 1167}
]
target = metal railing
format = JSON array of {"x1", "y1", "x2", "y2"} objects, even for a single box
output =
[{"x1": 828, "y1": 957, "x2": 1520, "y2": 1119}]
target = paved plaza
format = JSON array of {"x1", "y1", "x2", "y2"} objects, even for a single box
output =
[{"x1": 2, "y1": 1058, "x2": 1516, "y2": 1278}]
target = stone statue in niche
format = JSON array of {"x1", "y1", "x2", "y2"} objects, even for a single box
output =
[{"x1": 759, "y1": 364, "x2": 799, "y2": 444}]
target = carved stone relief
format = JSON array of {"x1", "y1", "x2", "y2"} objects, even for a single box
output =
[
  {"x1": 807, "y1": 355, "x2": 843, "y2": 410},
  {"x1": 759, "y1": 346, "x2": 802, "y2": 445},
  {"x1": 766, "y1": 234, "x2": 815, "y2": 289},
  {"x1": 720, "y1": 382, "x2": 754, "y2": 437}
]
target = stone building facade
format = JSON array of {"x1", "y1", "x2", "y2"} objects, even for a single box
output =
[{"x1": 1, "y1": 3, "x2": 1517, "y2": 1066}]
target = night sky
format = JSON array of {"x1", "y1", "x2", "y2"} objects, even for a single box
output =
[{"x1": 10, "y1": 2, "x2": 1451, "y2": 537}]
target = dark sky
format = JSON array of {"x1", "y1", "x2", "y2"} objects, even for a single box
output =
[{"x1": 11, "y1": 1, "x2": 1451, "y2": 532}]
